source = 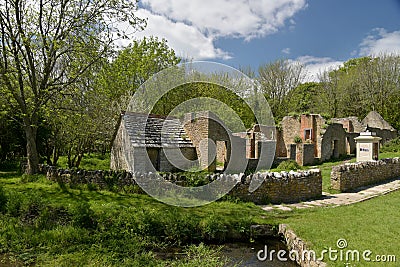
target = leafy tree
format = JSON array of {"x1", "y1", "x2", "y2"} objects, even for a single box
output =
[
  {"x1": 41, "y1": 37, "x2": 180, "y2": 169},
  {"x1": 285, "y1": 82, "x2": 328, "y2": 115},
  {"x1": 319, "y1": 54, "x2": 400, "y2": 129},
  {"x1": 257, "y1": 59, "x2": 304, "y2": 121},
  {"x1": 0, "y1": 0, "x2": 145, "y2": 174},
  {"x1": 98, "y1": 36, "x2": 181, "y2": 113}
]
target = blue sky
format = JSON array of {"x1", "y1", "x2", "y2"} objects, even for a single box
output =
[{"x1": 124, "y1": 0, "x2": 400, "y2": 81}]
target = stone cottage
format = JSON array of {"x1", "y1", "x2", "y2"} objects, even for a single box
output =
[
  {"x1": 111, "y1": 111, "x2": 275, "y2": 173},
  {"x1": 110, "y1": 112, "x2": 197, "y2": 173}
]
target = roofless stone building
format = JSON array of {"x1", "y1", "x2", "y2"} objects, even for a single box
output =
[{"x1": 111, "y1": 110, "x2": 397, "y2": 172}]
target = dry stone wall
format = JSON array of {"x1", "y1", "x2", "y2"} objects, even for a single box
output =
[
  {"x1": 331, "y1": 158, "x2": 400, "y2": 192},
  {"x1": 38, "y1": 164, "x2": 322, "y2": 204},
  {"x1": 230, "y1": 169, "x2": 322, "y2": 204},
  {"x1": 279, "y1": 224, "x2": 327, "y2": 267}
]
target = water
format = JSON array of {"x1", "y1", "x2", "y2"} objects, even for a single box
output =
[
  {"x1": 154, "y1": 239, "x2": 300, "y2": 266},
  {"x1": 220, "y1": 239, "x2": 299, "y2": 267}
]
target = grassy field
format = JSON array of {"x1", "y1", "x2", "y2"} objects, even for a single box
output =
[
  {"x1": 283, "y1": 190, "x2": 400, "y2": 266},
  {"x1": 56, "y1": 153, "x2": 111, "y2": 170},
  {"x1": 0, "y1": 171, "x2": 285, "y2": 266},
  {"x1": 1, "y1": 169, "x2": 399, "y2": 266},
  {"x1": 1, "y1": 170, "x2": 400, "y2": 266}
]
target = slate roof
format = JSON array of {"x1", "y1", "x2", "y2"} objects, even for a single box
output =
[
  {"x1": 122, "y1": 112, "x2": 194, "y2": 148},
  {"x1": 362, "y1": 111, "x2": 396, "y2": 131}
]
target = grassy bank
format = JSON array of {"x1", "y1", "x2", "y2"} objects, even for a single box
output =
[
  {"x1": 0, "y1": 171, "x2": 280, "y2": 266},
  {"x1": 283, "y1": 189, "x2": 400, "y2": 266}
]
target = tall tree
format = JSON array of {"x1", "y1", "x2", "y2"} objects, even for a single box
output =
[
  {"x1": 285, "y1": 82, "x2": 329, "y2": 115},
  {"x1": 98, "y1": 36, "x2": 181, "y2": 113},
  {"x1": 0, "y1": 0, "x2": 145, "y2": 173},
  {"x1": 258, "y1": 59, "x2": 304, "y2": 121},
  {"x1": 319, "y1": 54, "x2": 400, "y2": 129}
]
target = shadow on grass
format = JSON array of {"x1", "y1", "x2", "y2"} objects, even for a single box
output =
[{"x1": 0, "y1": 171, "x2": 20, "y2": 179}]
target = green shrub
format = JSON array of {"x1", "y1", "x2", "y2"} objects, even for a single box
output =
[
  {"x1": 162, "y1": 209, "x2": 200, "y2": 244},
  {"x1": 381, "y1": 137, "x2": 400, "y2": 153},
  {"x1": 293, "y1": 135, "x2": 302, "y2": 144},
  {"x1": 169, "y1": 243, "x2": 229, "y2": 267},
  {"x1": 36, "y1": 206, "x2": 71, "y2": 230},
  {"x1": 275, "y1": 160, "x2": 301, "y2": 171},
  {"x1": 19, "y1": 193, "x2": 45, "y2": 225},
  {"x1": 199, "y1": 214, "x2": 228, "y2": 242},
  {"x1": 20, "y1": 174, "x2": 41, "y2": 183},
  {"x1": 0, "y1": 161, "x2": 19, "y2": 171}
]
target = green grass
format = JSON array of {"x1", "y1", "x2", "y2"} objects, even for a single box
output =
[
  {"x1": 283, "y1": 190, "x2": 400, "y2": 266},
  {"x1": 380, "y1": 151, "x2": 400, "y2": 159},
  {"x1": 307, "y1": 156, "x2": 357, "y2": 193},
  {"x1": 380, "y1": 137, "x2": 400, "y2": 153},
  {"x1": 56, "y1": 153, "x2": 111, "y2": 170},
  {"x1": 3, "y1": 170, "x2": 398, "y2": 266},
  {"x1": 0, "y1": 171, "x2": 279, "y2": 266}
]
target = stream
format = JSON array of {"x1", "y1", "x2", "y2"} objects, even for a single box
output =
[
  {"x1": 155, "y1": 238, "x2": 300, "y2": 266},
  {"x1": 220, "y1": 239, "x2": 299, "y2": 266}
]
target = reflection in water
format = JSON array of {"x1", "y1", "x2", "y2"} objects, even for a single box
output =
[
  {"x1": 220, "y1": 239, "x2": 299, "y2": 267},
  {"x1": 154, "y1": 239, "x2": 300, "y2": 266}
]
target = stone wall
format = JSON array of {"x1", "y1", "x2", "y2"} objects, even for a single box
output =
[
  {"x1": 183, "y1": 111, "x2": 232, "y2": 172},
  {"x1": 275, "y1": 130, "x2": 287, "y2": 157},
  {"x1": 38, "y1": 165, "x2": 322, "y2": 204},
  {"x1": 331, "y1": 158, "x2": 400, "y2": 192},
  {"x1": 280, "y1": 116, "x2": 301, "y2": 157},
  {"x1": 295, "y1": 143, "x2": 316, "y2": 166},
  {"x1": 367, "y1": 126, "x2": 397, "y2": 145},
  {"x1": 320, "y1": 123, "x2": 347, "y2": 161},
  {"x1": 158, "y1": 147, "x2": 198, "y2": 172},
  {"x1": 229, "y1": 169, "x2": 322, "y2": 204},
  {"x1": 279, "y1": 224, "x2": 327, "y2": 267}
]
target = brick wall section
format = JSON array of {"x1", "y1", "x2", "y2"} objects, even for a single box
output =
[
  {"x1": 331, "y1": 158, "x2": 400, "y2": 192},
  {"x1": 38, "y1": 165, "x2": 322, "y2": 204}
]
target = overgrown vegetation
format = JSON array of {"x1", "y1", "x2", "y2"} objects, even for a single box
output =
[
  {"x1": 57, "y1": 153, "x2": 111, "y2": 171},
  {"x1": 0, "y1": 171, "x2": 274, "y2": 266},
  {"x1": 274, "y1": 160, "x2": 304, "y2": 172},
  {"x1": 381, "y1": 137, "x2": 400, "y2": 153}
]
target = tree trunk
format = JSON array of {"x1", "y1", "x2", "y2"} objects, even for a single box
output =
[{"x1": 24, "y1": 124, "x2": 39, "y2": 174}]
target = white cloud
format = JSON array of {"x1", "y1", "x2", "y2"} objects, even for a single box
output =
[
  {"x1": 358, "y1": 28, "x2": 400, "y2": 56},
  {"x1": 124, "y1": 0, "x2": 306, "y2": 60},
  {"x1": 115, "y1": 9, "x2": 232, "y2": 60},
  {"x1": 282, "y1": 47, "x2": 291, "y2": 54},
  {"x1": 136, "y1": 9, "x2": 232, "y2": 60},
  {"x1": 292, "y1": 56, "x2": 343, "y2": 82},
  {"x1": 141, "y1": 0, "x2": 306, "y2": 40}
]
